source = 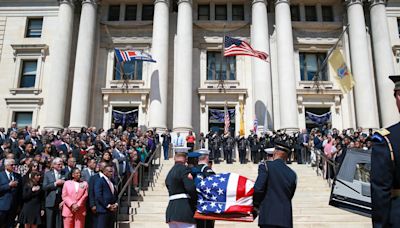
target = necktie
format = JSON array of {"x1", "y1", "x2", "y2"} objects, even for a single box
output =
[
  {"x1": 107, "y1": 178, "x2": 114, "y2": 194},
  {"x1": 8, "y1": 173, "x2": 12, "y2": 181}
]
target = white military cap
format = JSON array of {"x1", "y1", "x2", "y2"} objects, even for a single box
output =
[
  {"x1": 198, "y1": 149, "x2": 210, "y2": 155},
  {"x1": 264, "y1": 148, "x2": 275, "y2": 155},
  {"x1": 174, "y1": 147, "x2": 190, "y2": 154}
]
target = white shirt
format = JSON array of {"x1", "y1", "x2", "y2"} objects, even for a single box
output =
[{"x1": 74, "y1": 181, "x2": 79, "y2": 193}]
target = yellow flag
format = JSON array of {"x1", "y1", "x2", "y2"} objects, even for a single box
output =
[
  {"x1": 329, "y1": 48, "x2": 355, "y2": 93},
  {"x1": 239, "y1": 103, "x2": 245, "y2": 136}
]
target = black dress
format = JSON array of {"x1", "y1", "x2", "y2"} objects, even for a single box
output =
[{"x1": 19, "y1": 184, "x2": 43, "y2": 225}]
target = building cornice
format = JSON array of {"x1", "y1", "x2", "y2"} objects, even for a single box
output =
[
  {"x1": 177, "y1": 0, "x2": 192, "y2": 5},
  {"x1": 154, "y1": 0, "x2": 169, "y2": 6},
  {"x1": 252, "y1": 0, "x2": 267, "y2": 6},
  {"x1": 368, "y1": 0, "x2": 386, "y2": 8},
  {"x1": 274, "y1": 0, "x2": 290, "y2": 6}
]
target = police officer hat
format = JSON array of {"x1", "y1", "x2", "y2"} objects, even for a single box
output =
[
  {"x1": 198, "y1": 149, "x2": 210, "y2": 156},
  {"x1": 174, "y1": 147, "x2": 190, "y2": 156},
  {"x1": 188, "y1": 152, "x2": 201, "y2": 158},
  {"x1": 264, "y1": 148, "x2": 275, "y2": 155},
  {"x1": 389, "y1": 75, "x2": 400, "y2": 91},
  {"x1": 274, "y1": 141, "x2": 291, "y2": 154}
]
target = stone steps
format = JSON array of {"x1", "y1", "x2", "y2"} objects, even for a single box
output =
[{"x1": 125, "y1": 159, "x2": 371, "y2": 227}]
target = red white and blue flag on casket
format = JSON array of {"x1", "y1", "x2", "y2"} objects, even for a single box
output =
[
  {"x1": 195, "y1": 173, "x2": 255, "y2": 222},
  {"x1": 114, "y1": 48, "x2": 156, "y2": 63}
]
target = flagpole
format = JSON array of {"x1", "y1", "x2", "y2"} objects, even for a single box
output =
[{"x1": 312, "y1": 24, "x2": 349, "y2": 90}]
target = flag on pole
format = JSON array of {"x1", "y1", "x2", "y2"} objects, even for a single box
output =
[
  {"x1": 253, "y1": 117, "x2": 258, "y2": 134},
  {"x1": 224, "y1": 105, "x2": 230, "y2": 134},
  {"x1": 195, "y1": 173, "x2": 254, "y2": 216},
  {"x1": 328, "y1": 48, "x2": 354, "y2": 93},
  {"x1": 239, "y1": 103, "x2": 245, "y2": 137},
  {"x1": 115, "y1": 48, "x2": 156, "y2": 63},
  {"x1": 224, "y1": 36, "x2": 268, "y2": 61}
]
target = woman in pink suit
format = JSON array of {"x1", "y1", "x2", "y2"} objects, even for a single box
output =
[{"x1": 62, "y1": 168, "x2": 88, "y2": 228}]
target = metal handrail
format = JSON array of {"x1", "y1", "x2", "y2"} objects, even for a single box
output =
[
  {"x1": 116, "y1": 144, "x2": 161, "y2": 225},
  {"x1": 312, "y1": 148, "x2": 339, "y2": 187}
]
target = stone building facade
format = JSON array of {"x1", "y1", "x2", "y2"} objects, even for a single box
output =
[{"x1": 0, "y1": 0, "x2": 400, "y2": 134}]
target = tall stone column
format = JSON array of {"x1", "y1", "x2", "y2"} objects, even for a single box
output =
[
  {"x1": 69, "y1": 0, "x2": 98, "y2": 129},
  {"x1": 369, "y1": 0, "x2": 398, "y2": 127},
  {"x1": 149, "y1": 0, "x2": 170, "y2": 131},
  {"x1": 251, "y1": 0, "x2": 273, "y2": 130},
  {"x1": 173, "y1": 0, "x2": 193, "y2": 132},
  {"x1": 275, "y1": 0, "x2": 298, "y2": 130},
  {"x1": 346, "y1": 0, "x2": 379, "y2": 129},
  {"x1": 44, "y1": 0, "x2": 75, "y2": 130}
]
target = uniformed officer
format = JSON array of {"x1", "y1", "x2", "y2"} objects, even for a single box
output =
[
  {"x1": 253, "y1": 142, "x2": 297, "y2": 228},
  {"x1": 264, "y1": 148, "x2": 275, "y2": 162},
  {"x1": 165, "y1": 147, "x2": 197, "y2": 228},
  {"x1": 191, "y1": 149, "x2": 216, "y2": 228},
  {"x1": 236, "y1": 135, "x2": 248, "y2": 164},
  {"x1": 371, "y1": 75, "x2": 400, "y2": 228},
  {"x1": 223, "y1": 132, "x2": 235, "y2": 164}
]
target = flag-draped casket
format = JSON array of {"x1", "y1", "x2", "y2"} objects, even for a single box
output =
[{"x1": 194, "y1": 173, "x2": 255, "y2": 222}]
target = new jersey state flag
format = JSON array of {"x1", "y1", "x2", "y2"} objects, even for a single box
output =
[
  {"x1": 196, "y1": 173, "x2": 254, "y2": 215},
  {"x1": 329, "y1": 48, "x2": 355, "y2": 93}
]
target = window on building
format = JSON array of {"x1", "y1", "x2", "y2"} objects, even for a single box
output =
[
  {"x1": 322, "y1": 6, "x2": 334, "y2": 22},
  {"x1": 232, "y1": 5, "x2": 244, "y2": 21},
  {"x1": 108, "y1": 5, "x2": 120, "y2": 21},
  {"x1": 26, "y1": 18, "x2": 43, "y2": 38},
  {"x1": 20, "y1": 60, "x2": 37, "y2": 88},
  {"x1": 198, "y1": 5, "x2": 210, "y2": 20},
  {"x1": 125, "y1": 5, "x2": 137, "y2": 21},
  {"x1": 397, "y1": 18, "x2": 400, "y2": 38},
  {"x1": 290, "y1": 5, "x2": 300, "y2": 21},
  {"x1": 207, "y1": 51, "x2": 236, "y2": 80},
  {"x1": 114, "y1": 57, "x2": 143, "y2": 80},
  {"x1": 305, "y1": 5, "x2": 317, "y2": 21},
  {"x1": 299, "y1": 52, "x2": 328, "y2": 81},
  {"x1": 14, "y1": 112, "x2": 33, "y2": 128},
  {"x1": 215, "y1": 5, "x2": 227, "y2": 20},
  {"x1": 142, "y1": 5, "x2": 154, "y2": 21}
]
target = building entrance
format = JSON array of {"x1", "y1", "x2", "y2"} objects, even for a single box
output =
[
  {"x1": 112, "y1": 107, "x2": 138, "y2": 130},
  {"x1": 208, "y1": 107, "x2": 235, "y2": 136},
  {"x1": 305, "y1": 107, "x2": 331, "y2": 132}
]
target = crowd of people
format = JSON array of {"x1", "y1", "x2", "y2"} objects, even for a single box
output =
[{"x1": 0, "y1": 122, "x2": 158, "y2": 228}]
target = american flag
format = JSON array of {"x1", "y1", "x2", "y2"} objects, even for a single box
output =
[
  {"x1": 114, "y1": 48, "x2": 156, "y2": 63},
  {"x1": 253, "y1": 118, "x2": 258, "y2": 133},
  {"x1": 224, "y1": 106, "x2": 230, "y2": 134},
  {"x1": 224, "y1": 36, "x2": 269, "y2": 61},
  {"x1": 196, "y1": 173, "x2": 254, "y2": 215}
]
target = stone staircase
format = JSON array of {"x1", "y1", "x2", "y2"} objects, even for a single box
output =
[{"x1": 127, "y1": 159, "x2": 371, "y2": 228}]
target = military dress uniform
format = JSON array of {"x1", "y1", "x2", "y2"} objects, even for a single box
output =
[
  {"x1": 371, "y1": 126, "x2": 400, "y2": 228},
  {"x1": 371, "y1": 75, "x2": 400, "y2": 228},
  {"x1": 253, "y1": 143, "x2": 297, "y2": 228},
  {"x1": 165, "y1": 148, "x2": 197, "y2": 228},
  {"x1": 237, "y1": 136, "x2": 248, "y2": 164}
]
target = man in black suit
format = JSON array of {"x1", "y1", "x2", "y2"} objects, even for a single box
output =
[
  {"x1": 64, "y1": 157, "x2": 76, "y2": 180},
  {"x1": 253, "y1": 142, "x2": 297, "y2": 228},
  {"x1": 87, "y1": 162, "x2": 106, "y2": 228},
  {"x1": 13, "y1": 139, "x2": 25, "y2": 164},
  {"x1": 43, "y1": 157, "x2": 66, "y2": 228},
  {"x1": 0, "y1": 158, "x2": 22, "y2": 228},
  {"x1": 95, "y1": 165, "x2": 118, "y2": 228},
  {"x1": 0, "y1": 141, "x2": 10, "y2": 159},
  {"x1": 0, "y1": 128, "x2": 6, "y2": 145},
  {"x1": 6, "y1": 122, "x2": 17, "y2": 137}
]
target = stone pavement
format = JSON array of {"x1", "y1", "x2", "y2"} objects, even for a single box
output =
[{"x1": 127, "y1": 159, "x2": 371, "y2": 228}]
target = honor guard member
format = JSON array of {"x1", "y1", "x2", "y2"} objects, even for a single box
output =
[
  {"x1": 191, "y1": 149, "x2": 216, "y2": 228},
  {"x1": 223, "y1": 132, "x2": 235, "y2": 164},
  {"x1": 371, "y1": 75, "x2": 400, "y2": 228},
  {"x1": 253, "y1": 142, "x2": 297, "y2": 228},
  {"x1": 264, "y1": 148, "x2": 275, "y2": 162},
  {"x1": 166, "y1": 147, "x2": 197, "y2": 228},
  {"x1": 237, "y1": 135, "x2": 248, "y2": 164}
]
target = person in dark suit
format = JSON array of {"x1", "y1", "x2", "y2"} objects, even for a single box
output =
[
  {"x1": 87, "y1": 162, "x2": 106, "y2": 228},
  {"x1": 165, "y1": 147, "x2": 197, "y2": 227},
  {"x1": 6, "y1": 122, "x2": 17, "y2": 137},
  {"x1": 253, "y1": 142, "x2": 297, "y2": 228},
  {"x1": 95, "y1": 165, "x2": 118, "y2": 228},
  {"x1": 0, "y1": 158, "x2": 22, "y2": 228},
  {"x1": 81, "y1": 159, "x2": 97, "y2": 182},
  {"x1": 42, "y1": 157, "x2": 66, "y2": 228},
  {"x1": 161, "y1": 130, "x2": 172, "y2": 160},
  {"x1": 371, "y1": 75, "x2": 400, "y2": 228},
  {"x1": 19, "y1": 171, "x2": 44, "y2": 227},
  {"x1": 0, "y1": 141, "x2": 10, "y2": 159},
  {"x1": 64, "y1": 157, "x2": 76, "y2": 180}
]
